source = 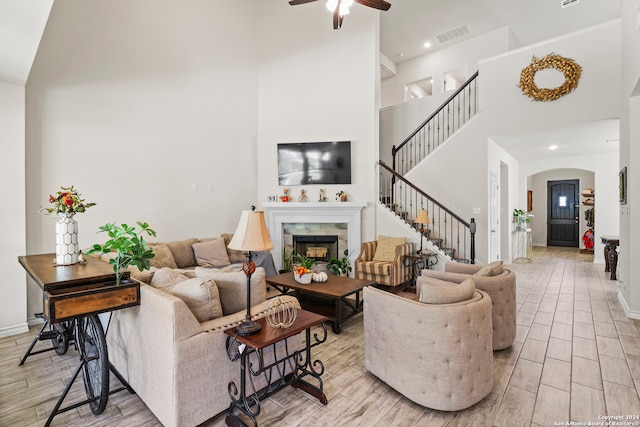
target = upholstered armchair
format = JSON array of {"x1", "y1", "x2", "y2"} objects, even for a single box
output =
[
  {"x1": 421, "y1": 261, "x2": 516, "y2": 350},
  {"x1": 363, "y1": 278, "x2": 493, "y2": 411},
  {"x1": 355, "y1": 237, "x2": 412, "y2": 289}
]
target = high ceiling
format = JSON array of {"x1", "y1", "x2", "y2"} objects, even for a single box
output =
[{"x1": 380, "y1": 0, "x2": 621, "y2": 65}]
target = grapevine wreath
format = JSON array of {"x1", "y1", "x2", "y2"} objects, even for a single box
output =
[{"x1": 519, "y1": 53, "x2": 582, "y2": 101}]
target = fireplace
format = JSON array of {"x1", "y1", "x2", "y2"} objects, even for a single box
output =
[
  {"x1": 262, "y1": 201, "x2": 366, "y2": 274},
  {"x1": 293, "y1": 234, "x2": 339, "y2": 262}
]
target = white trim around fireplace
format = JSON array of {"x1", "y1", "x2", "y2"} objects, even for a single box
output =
[{"x1": 262, "y1": 201, "x2": 367, "y2": 274}]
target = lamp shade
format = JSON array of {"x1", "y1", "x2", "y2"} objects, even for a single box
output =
[
  {"x1": 415, "y1": 209, "x2": 431, "y2": 225},
  {"x1": 228, "y1": 210, "x2": 274, "y2": 252}
]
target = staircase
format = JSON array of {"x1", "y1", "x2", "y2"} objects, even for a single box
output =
[
  {"x1": 380, "y1": 72, "x2": 480, "y2": 264},
  {"x1": 379, "y1": 161, "x2": 476, "y2": 264}
]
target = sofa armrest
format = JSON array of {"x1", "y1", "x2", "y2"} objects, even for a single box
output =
[
  {"x1": 420, "y1": 269, "x2": 469, "y2": 284},
  {"x1": 444, "y1": 262, "x2": 482, "y2": 275}
]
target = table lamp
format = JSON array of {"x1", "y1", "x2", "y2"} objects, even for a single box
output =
[
  {"x1": 228, "y1": 206, "x2": 274, "y2": 335},
  {"x1": 414, "y1": 209, "x2": 431, "y2": 255}
]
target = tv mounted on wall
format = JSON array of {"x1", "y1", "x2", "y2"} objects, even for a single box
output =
[{"x1": 277, "y1": 141, "x2": 351, "y2": 186}]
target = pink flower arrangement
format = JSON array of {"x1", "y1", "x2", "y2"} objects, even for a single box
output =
[{"x1": 42, "y1": 186, "x2": 96, "y2": 214}]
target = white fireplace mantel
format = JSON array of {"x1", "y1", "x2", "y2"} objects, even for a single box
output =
[{"x1": 261, "y1": 201, "x2": 366, "y2": 272}]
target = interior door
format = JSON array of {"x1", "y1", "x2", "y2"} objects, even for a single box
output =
[
  {"x1": 547, "y1": 179, "x2": 579, "y2": 247},
  {"x1": 490, "y1": 172, "x2": 499, "y2": 261}
]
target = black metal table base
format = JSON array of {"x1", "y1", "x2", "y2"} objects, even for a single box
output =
[{"x1": 225, "y1": 324, "x2": 328, "y2": 427}]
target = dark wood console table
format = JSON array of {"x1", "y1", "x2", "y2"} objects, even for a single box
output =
[
  {"x1": 18, "y1": 253, "x2": 139, "y2": 426},
  {"x1": 224, "y1": 310, "x2": 328, "y2": 427},
  {"x1": 600, "y1": 236, "x2": 620, "y2": 280}
]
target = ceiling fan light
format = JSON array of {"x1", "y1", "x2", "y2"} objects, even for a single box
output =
[
  {"x1": 326, "y1": 0, "x2": 338, "y2": 12},
  {"x1": 343, "y1": 0, "x2": 354, "y2": 7},
  {"x1": 339, "y1": 3, "x2": 351, "y2": 16}
]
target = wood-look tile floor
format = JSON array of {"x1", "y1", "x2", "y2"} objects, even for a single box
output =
[{"x1": 2, "y1": 247, "x2": 640, "y2": 426}]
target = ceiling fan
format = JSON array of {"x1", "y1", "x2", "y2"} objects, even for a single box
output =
[{"x1": 289, "y1": 0, "x2": 391, "y2": 30}]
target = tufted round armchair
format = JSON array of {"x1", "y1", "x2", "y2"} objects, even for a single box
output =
[
  {"x1": 363, "y1": 284, "x2": 493, "y2": 411},
  {"x1": 421, "y1": 262, "x2": 516, "y2": 350}
]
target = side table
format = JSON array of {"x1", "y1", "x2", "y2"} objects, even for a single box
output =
[
  {"x1": 601, "y1": 236, "x2": 620, "y2": 280},
  {"x1": 403, "y1": 252, "x2": 438, "y2": 291},
  {"x1": 224, "y1": 310, "x2": 328, "y2": 427}
]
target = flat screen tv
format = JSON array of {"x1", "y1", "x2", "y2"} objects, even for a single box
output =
[{"x1": 277, "y1": 141, "x2": 351, "y2": 186}]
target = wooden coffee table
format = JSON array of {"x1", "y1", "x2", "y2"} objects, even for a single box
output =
[{"x1": 266, "y1": 273, "x2": 374, "y2": 333}]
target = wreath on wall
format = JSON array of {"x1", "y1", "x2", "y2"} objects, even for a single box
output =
[{"x1": 518, "y1": 53, "x2": 582, "y2": 101}]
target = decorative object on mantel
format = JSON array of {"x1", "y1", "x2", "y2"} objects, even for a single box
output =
[
  {"x1": 288, "y1": 0, "x2": 391, "y2": 30},
  {"x1": 318, "y1": 188, "x2": 326, "y2": 202},
  {"x1": 227, "y1": 206, "x2": 274, "y2": 335},
  {"x1": 336, "y1": 191, "x2": 348, "y2": 202},
  {"x1": 87, "y1": 221, "x2": 156, "y2": 285},
  {"x1": 40, "y1": 186, "x2": 96, "y2": 266},
  {"x1": 265, "y1": 296, "x2": 298, "y2": 329},
  {"x1": 280, "y1": 188, "x2": 290, "y2": 202},
  {"x1": 298, "y1": 189, "x2": 308, "y2": 202},
  {"x1": 518, "y1": 53, "x2": 581, "y2": 101}
]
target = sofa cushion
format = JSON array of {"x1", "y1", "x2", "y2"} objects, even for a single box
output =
[
  {"x1": 419, "y1": 277, "x2": 476, "y2": 304},
  {"x1": 372, "y1": 236, "x2": 406, "y2": 262},
  {"x1": 193, "y1": 238, "x2": 231, "y2": 268},
  {"x1": 162, "y1": 278, "x2": 223, "y2": 322},
  {"x1": 474, "y1": 260, "x2": 504, "y2": 277},
  {"x1": 128, "y1": 266, "x2": 157, "y2": 284},
  {"x1": 358, "y1": 261, "x2": 391, "y2": 276},
  {"x1": 149, "y1": 244, "x2": 178, "y2": 269},
  {"x1": 166, "y1": 238, "x2": 199, "y2": 268},
  {"x1": 195, "y1": 267, "x2": 267, "y2": 315},
  {"x1": 150, "y1": 267, "x2": 190, "y2": 290},
  {"x1": 221, "y1": 233, "x2": 247, "y2": 264}
]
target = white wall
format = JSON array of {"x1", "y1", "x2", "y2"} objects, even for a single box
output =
[
  {"x1": 0, "y1": 81, "x2": 27, "y2": 336},
  {"x1": 618, "y1": 0, "x2": 640, "y2": 317},
  {"x1": 256, "y1": 0, "x2": 380, "y2": 247},
  {"x1": 381, "y1": 26, "x2": 511, "y2": 108},
  {"x1": 25, "y1": 0, "x2": 260, "y2": 321}
]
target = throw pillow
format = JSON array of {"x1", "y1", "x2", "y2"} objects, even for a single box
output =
[
  {"x1": 150, "y1": 267, "x2": 190, "y2": 290},
  {"x1": 195, "y1": 267, "x2": 267, "y2": 315},
  {"x1": 372, "y1": 236, "x2": 406, "y2": 262},
  {"x1": 474, "y1": 260, "x2": 504, "y2": 277},
  {"x1": 166, "y1": 238, "x2": 198, "y2": 268},
  {"x1": 193, "y1": 238, "x2": 231, "y2": 268},
  {"x1": 161, "y1": 278, "x2": 223, "y2": 322},
  {"x1": 419, "y1": 277, "x2": 476, "y2": 304},
  {"x1": 149, "y1": 243, "x2": 178, "y2": 269},
  {"x1": 221, "y1": 233, "x2": 247, "y2": 264}
]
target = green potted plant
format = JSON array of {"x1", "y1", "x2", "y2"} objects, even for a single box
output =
[
  {"x1": 280, "y1": 247, "x2": 292, "y2": 273},
  {"x1": 328, "y1": 249, "x2": 352, "y2": 276},
  {"x1": 512, "y1": 209, "x2": 531, "y2": 231},
  {"x1": 87, "y1": 221, "x2": 156, "y2": 285}
]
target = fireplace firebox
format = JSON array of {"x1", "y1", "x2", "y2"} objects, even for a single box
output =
[{"x1": 293, "y1": 235, "x2": 338, "y2": 262}]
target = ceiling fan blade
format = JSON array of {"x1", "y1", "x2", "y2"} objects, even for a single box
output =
[
  {"x1": 289, "y1": 0, "x2": 318, "y2": 5},
  {"x1": 333, "y1": 6, "x2": 340, "y2": 29},
  {"x1": 354, "y1": 0, "x2": 391, "y2": 11}
]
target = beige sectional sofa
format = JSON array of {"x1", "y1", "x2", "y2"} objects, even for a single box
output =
[{"x1": 98, "y1": 236, "x2": 297, "y2": 427}]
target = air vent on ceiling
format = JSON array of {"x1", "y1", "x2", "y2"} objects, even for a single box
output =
[
  {"x1": 561, "y1": 0, "x2": 579, "y2": 9},
  {"x1": 434, "y1": 25, "x2": 471, "y2": 44}
]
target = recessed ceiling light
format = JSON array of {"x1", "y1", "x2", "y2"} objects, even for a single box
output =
[
  {"x1": 423, "y1": 41, "x2": 431, "y2": 48},
  {"x1": 548, "y1": 144, "x2": 558, "y2": 150},
  {"x1": 396, "y1": 53, "x2": 404, "y2": 57}
]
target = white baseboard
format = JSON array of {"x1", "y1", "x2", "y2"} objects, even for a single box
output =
[
  {"x1": 618, "y1": 291, "x2": 640, "y2": 320},
  {"x1": 0, "y1": 323, "x2": 30, "y2": 339}
]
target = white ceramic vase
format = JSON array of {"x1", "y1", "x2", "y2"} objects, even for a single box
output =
[{"x1": 56, "y1": 212, "x2": 79, "y2": 265}]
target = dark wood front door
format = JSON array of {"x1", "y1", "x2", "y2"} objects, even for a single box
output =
[{"x1": 547, "y1": 179, "x2": 579, "y2": 247}]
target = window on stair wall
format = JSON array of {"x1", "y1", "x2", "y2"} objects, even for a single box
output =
[
  {"x1": 443, "y1": 65, "x2": 468, "y2": 93},
  {"x1": 404, "y1": 77, "x2": 433, "y2": 102}
]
